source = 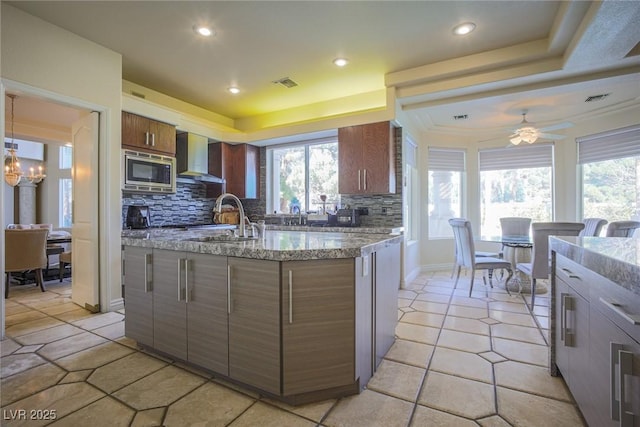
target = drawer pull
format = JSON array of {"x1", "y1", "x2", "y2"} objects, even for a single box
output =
[
  {"x1": 610, "y1": 343, "x2": 635, "y2": 425},
  {"x1": 600, "y1": 298, "x2": 640, "y2": 325}
]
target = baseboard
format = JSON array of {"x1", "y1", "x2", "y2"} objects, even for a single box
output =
[{"x1": 421, "y1": 263, "x2": 454, "y2": 273}]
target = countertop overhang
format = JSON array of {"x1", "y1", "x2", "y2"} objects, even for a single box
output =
[
  {"x1": 550, "y1": 236, "x2": 640, "y2": 297},
  {"x1": 121, "y1": 228, "x2": 404, "y2": 261}
]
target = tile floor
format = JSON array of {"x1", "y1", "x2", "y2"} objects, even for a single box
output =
[{"x1": 1, "y1": 271, "x2": 587, "y2": 426}]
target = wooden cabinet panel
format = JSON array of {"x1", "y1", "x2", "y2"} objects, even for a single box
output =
[
  {"x1": 123, "y1": 246, "x2": 154, "y2": 347},
  {"x1": 338, "y1": 121, "x2": 395, "y2": 195},
  {"x1": 186, "y1": 253, "x2": 229, "y2": 374},
  {"x1": 152, "y1": 249, "x2": 188, "y2": 360},
  {"x1": 338, "y1": 126, "x2": 362, "y2": 194},
  {"x1": 208, "y1": 142, "x2": 260, "y2": 199},
  {"x1": 281, "y1": 259, "x2": 355, "y2": 395},
  {"x1": 122, "y1": 111, "x2": 176, "y2": 155},
  {"x1": 228, "y1": 257, "x2": 280, "y2": 394},
  {"x1": 362, "y1": 122, "x2": 395, "y2": 194}
]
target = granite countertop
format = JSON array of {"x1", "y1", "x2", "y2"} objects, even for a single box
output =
[
  {"x1": 121, "y1": 228, "x2": 404, "y2": 261},
  {"x1": 550, "y1": 236, "x2": 640, "y2": 296},
  {"x1": 265, "y1": 225, "x2": 404, "y2": 235}
]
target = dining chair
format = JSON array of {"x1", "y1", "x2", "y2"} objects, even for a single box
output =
[
  {"x1": 59, "y1": 251, "x2": 72, "y2": 282},
  {"x1": 516, "y1": 222, "x2": 585, "y2": 309},
  {"x1": 449, "y1": 218, "x2": 513, "y2": 297},
  {"x1": 500, "y1": 217, "x2": 532, "y2": 240},
  {"x1": 605, "y1": 220, "x2": 640, "y2": 237},
  {"x1": 449, "y1": 217, "x2": 500, "y2": 278},
  {"x1": 4, "y1": 228, "x2": 49, "y2": 298},
  {"x1": 579, "y1": 218, "x2": 607, "y2": 237}
]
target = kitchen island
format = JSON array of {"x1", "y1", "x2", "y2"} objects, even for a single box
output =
[
  {"x1": 121, "y1": 228, "x2": 403, "y2": 405},
  {"x1": 550, "y1": 236, "x2": 640, "y2": 427}
]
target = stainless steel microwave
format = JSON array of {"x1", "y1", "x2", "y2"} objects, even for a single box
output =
[{"x1": 122, "y1": 149, "x2": 176, "y2": 193}]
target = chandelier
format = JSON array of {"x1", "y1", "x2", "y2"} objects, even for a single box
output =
[
  {"x1": 27, "y1": 165, "x2": 46, "y2": 184},
  {"x1": 4, "y1": 94, "x2": 23, "y2": 187}
]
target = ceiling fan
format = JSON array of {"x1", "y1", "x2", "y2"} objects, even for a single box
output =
[{"x1": 508, "y1": 112, "x2": 572, "y2": 145}]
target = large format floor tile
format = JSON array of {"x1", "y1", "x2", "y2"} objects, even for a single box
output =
[{"x1": 1, "y1": 274, "x2": 586, "y2": 426}]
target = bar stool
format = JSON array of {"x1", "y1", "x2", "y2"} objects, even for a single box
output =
[{"x1": 59, "y1": 251, "x2": 72, "y2": 282}]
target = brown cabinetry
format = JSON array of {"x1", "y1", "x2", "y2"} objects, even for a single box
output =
[
  {"x1": 208, "y1": 142, "x2": 260, "y2": 199},
  {"x1": 228, "y1": 257, "x2": 280, "y2": 394},
  {"x1": 338, "y1": 121, "x2": 395, "y2": 194},
  {"x1": 281, "y1": 259, "x2": 355, "y2": 396},
  {"x1": 122, "y1": 111, "x2": 176, "y2": 155}
]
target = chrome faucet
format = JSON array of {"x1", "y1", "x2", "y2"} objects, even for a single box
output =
[{"x1": 214, "y1": 193, "x2": 246, "y2": 237}]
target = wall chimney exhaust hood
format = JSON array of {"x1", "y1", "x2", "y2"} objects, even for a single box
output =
[{"x1": 175, "y1": 132, "x2": 225, "y2": 184}]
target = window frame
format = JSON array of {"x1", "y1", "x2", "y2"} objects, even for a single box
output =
[{"x1": 265, "y1": 137, "x2": 338, "y2": 214}]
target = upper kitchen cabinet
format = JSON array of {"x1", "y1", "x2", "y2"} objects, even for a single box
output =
[
  {"x1": 338, "y1": 121, "x2": 396, "y2": 194},
  {"x1": 208, "y1": 142, "x2": 260, "y2": 199},
  {"x1": 122, "y1": 111, "x2": 176, "y2": 156}
]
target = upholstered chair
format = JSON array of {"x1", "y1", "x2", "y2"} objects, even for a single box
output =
[
  {"x1": 605, "y1": 220, "x2": 640, "y2": 237},
  {"x1": 5, "y1": 229, "x2": 49, "y2": 298},
  {"x1": 579, "y1": 218, "x2": 607, "y2": 237}
]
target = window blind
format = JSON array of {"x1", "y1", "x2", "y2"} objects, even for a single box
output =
[
  {"x1": 577, "y1": 124, "x2": 640, "y2": 164},
  {"x1": 479, "y1": 143, "x2": 553, "y2": 171},
  {"x1": 428, "y1": 148, "x2": 465, "y2": 171}
]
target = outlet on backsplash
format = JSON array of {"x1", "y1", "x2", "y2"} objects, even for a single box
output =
[{"x1": 381, "y1": 207, "x2": 388, "y2": 215}]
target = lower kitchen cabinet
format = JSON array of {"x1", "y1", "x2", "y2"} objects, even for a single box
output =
[
  {"x1": 123, "y1": 240, "x2": 403, "y2": 404},
  {"x1": 281, "y1": 258, "x2": 355, "y2": 396},
  {"x1": 123, "y1": 246, "x2": 154, "y2": 348},
  {"x1": 374, "y1": 243, "x2": 401, "y2": 368},
  {"x1": 141, "y1": 249, "x2": 229, "y2": 373},
  {"x1": 553, "y1": 252, "x2": 640, "y2": 427},
  {"x1": 589, "y1": 305, "x2": 640, "y2": 427},
  {"x1": 228, "y1": 257, "x2": 281, "y2": 395}
]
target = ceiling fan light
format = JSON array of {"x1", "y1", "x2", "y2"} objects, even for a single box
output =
[{"x1": 510, "y1": 136, "x2": 522, "y2": 145}]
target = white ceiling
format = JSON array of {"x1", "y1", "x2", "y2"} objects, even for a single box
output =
[{"x1": 6, "y1": 1, "x2": 640, "y2": 139}]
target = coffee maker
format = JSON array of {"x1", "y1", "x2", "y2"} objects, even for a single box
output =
[{"x1": 126, "y1": 205, "x2": 151, "y2": 229}]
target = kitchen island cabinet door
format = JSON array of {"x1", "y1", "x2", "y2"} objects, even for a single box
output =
[
  {"x1": 228, "y1": 257, "x2": 280, "y2": 395},
  {"x1": 123, "y1": 246, "x2": 154, "y2": 347},
  {"x1": 152, "y1": 249, "x2": 187, "y2": 361},
  {"x1": 186, "y1": 253, "x2": 229, "y2": 374},
  {"x1": 374, "y1": 243, "x2": 401, "y2": 368},
  {"x1": 281, "y1": 259, "x2": 355, "y2": 396},
  {"x1": 589, "y1": 303, "x2": 640, "y2": 427}
]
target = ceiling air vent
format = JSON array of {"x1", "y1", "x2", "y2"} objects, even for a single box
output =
[
  {"x1": 273, "y1": 77, "x2": 298, "y2": 88},
  {"x1": 585, "y1": 93, "x2": 610, "y2": 102},
  {"x1": 453, "y1": 114, "x2": 468, "y2": 120}
]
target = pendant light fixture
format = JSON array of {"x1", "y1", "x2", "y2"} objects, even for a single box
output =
[{"x1": 4, "y1": 94, "x2": 23, "y2": 187}]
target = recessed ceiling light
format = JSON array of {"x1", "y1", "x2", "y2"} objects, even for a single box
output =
[
  {"x1": 228, "y1": 87, "x2": 240, "y2": 94},
  {"x1": 193, "y1": 25, "x2": 214, "y2": 37},
  {"x1": 452, "y1": 22, "x2": 476, "y2": 36},
  {"x1": 333, "y1": 58, "x2": 349, "y2": 67}
]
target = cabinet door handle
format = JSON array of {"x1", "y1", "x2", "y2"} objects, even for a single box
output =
[
  {"x1": 600, "y1": 297, "x2": 640, "y2": 325},
  {"x1": 151, "y1": 133, "x2": 155, "y2": 147},
  {"x1": 619, "y1": 350, "x2": 634, "y2": 427},
  {"x1": 560, "y1": 293, "x2": 567, "y2": 342},
  {"x1": 610, "y1": 343, "x2": 634, "y2": 424},
  {"x1": 145, "y1": 131, "x2": 149, "y2": 145},
  {"x1": 144, "y1": 253, "x2": 152, "y2": 292},
  {"x1": 358, "y1": 170, "x2": 361, "y2": 191},
  {"x1": 227, "y1": 265, "x2": 231, "y2": 314},
  {"x1": 184, "y1": 259, "x2": 190, "y2": 303},
  {"x1": 364, "y1": 169, "x2": 367, "y2": 190},
  {"x1": 288, "y1": 270, "x2": 293, "y2": 324}
]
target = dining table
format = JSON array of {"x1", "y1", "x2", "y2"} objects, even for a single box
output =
[{"x1": 480, "y1": 234, "x2": 534, "y2": 293}]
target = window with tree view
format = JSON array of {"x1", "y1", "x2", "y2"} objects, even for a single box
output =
[
  {"x1": 578, "y1": 125, "x2": 640, "y2": 225},
  {"x1": 267, "y1": 140, "x2": 338, "y2": 214},
  {"x1": 479, "y1": 144, "x2": 554, "y2": 237},
  {"x1": 427, "y1": 148, "x2": 464, "y2": 239}
]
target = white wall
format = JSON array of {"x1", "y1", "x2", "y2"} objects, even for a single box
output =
[
  {"x1": 417, "y1": 105, "x2": 640, "y2": 271},
  {"x1": 1, "y1": 4, "x2": 123, "y2": 319}
]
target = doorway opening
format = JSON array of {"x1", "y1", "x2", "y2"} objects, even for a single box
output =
[{"x1": 3, "y1": 91, "x2": 95, "y2": 313}]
